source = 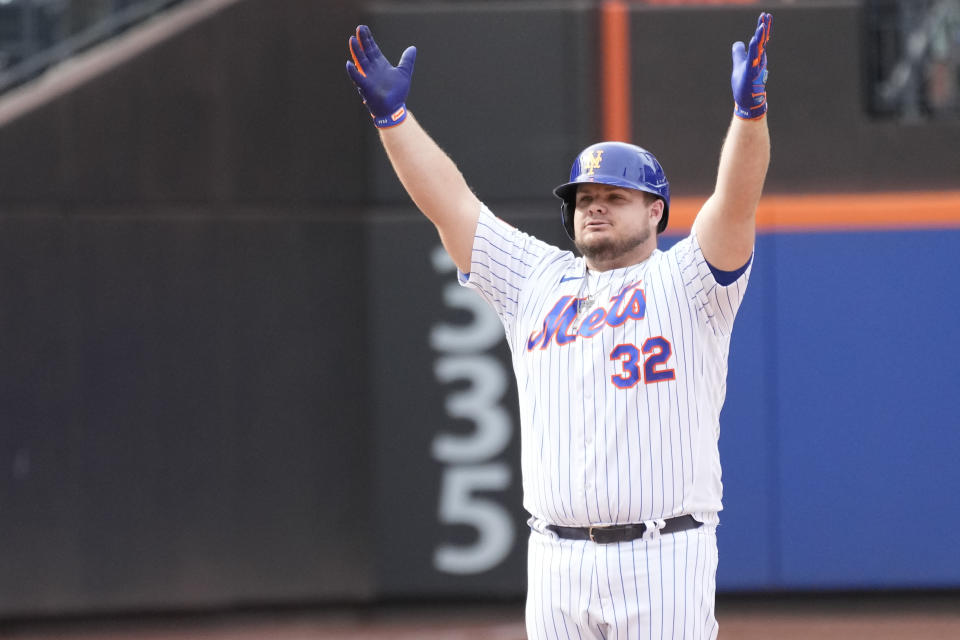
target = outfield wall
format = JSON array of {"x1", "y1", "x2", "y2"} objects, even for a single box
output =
[{"x1": 0, "y1": 0, "x2": 957, "y2": 618}]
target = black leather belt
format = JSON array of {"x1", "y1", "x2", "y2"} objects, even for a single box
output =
[{"x1": 547, "y1": 515, "x2": 702, "y2": 544}]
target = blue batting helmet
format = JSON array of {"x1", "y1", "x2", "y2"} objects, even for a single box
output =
[{"x1": 553, "y1": 141, "x2": 671, "y2": 240}]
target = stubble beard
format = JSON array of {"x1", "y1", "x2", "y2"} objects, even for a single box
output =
[{"x1": 575, "y1": 224, "x2": 652, "y2": 265}]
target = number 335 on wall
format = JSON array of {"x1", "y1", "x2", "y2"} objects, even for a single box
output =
[{"x1": 429, "y1": 247, "x2": 515, "y2": 576}]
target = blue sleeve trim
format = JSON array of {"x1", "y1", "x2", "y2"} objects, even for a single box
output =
[{"x1": 707, "y1": 254, "x2": 752, "y2": 286}]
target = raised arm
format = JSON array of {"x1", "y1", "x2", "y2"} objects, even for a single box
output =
[
  {"x1": 346, "y1": 25, "x2": 480, "y2": 273},
  {"x1": 693, "y1": 13, "x2": 772, "y2": 271}
]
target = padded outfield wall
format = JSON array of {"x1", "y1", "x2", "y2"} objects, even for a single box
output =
[{"x1": 0, "y1": 0, "x2": 957, "y2": 618}]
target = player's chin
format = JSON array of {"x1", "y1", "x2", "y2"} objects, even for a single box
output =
[{"x1": 575, "y1": 233, "x2": 614, "y2": 257}]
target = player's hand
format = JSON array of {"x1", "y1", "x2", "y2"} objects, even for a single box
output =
[
  {"x1": 731, "y1": 12, "x2": 772, "y2": 120},
  {"x1": 346, "y1": 25, "x2": 417, "y2": 129}
]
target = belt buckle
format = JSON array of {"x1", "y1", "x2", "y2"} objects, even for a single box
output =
[{"x1": 589, "y1": 526, "x2": 606, "y2": 543}]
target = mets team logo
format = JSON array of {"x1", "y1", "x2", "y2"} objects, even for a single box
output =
[
  {"x1": 526, "y1": 281, "x2": 645, "y2": 350},
  {"x1": 582, "y1": 149, "x2": 604, "y2": 176}
]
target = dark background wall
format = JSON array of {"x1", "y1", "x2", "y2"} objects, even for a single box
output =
[
  {"x1": 0, "y1": 0, "x2": 374, "y2": 617},
  {"x1": 627, "y1": 1, "x2": 960, "y2": 195},
  {"x1": 0, "y1": 0, "x2": 367, "y2": 204},
  {"x1": 0, "y1": 0, "x2": 957, "y2": 619}
]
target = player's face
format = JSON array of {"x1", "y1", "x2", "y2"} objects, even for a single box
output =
[{"x1": 573, "y1": 184, "x2": 662, "y2": 268}]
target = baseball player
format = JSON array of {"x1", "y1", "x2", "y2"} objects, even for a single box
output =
[{"x1": 347, "y1": 11, "x2": 772, "y2": 639}]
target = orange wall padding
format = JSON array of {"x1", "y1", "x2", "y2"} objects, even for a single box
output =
[{"x1": 665, "y1": 191, "x2": 960, "y2": 233}]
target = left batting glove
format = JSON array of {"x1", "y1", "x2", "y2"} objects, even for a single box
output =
[
  {"x1": 346, "y1": 25, "x2": 417, "y2": 128},
  {"x1": 731, "y1": 12, "x2": 772, "y2": 120}
]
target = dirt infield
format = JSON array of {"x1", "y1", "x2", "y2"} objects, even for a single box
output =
[{"x1": 3, "y1": 593, "x2": 959, "y2": 639}]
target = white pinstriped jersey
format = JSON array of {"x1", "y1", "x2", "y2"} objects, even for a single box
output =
[{"x1": 459, "y1": 204, "x2": 752, "y2": 528}]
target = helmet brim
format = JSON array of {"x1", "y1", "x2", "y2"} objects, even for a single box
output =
[{"x1": 553, "y1": 176, "x2": 648, "y2": 203}]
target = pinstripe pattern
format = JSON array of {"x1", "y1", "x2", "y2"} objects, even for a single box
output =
[{"x1": 460, "y1": 204, "x2": 748, "y2": 637}]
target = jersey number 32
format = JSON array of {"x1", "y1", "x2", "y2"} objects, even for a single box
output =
[{"x1": 610, "y1": 336, "x2": 675, "y2": 389}]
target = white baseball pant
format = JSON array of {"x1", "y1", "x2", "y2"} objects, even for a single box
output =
[{"x1": 525, "y1": 524, "x2": 719, "y2": 639}]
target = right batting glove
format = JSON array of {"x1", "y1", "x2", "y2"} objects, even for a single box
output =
[
  {"x1": 346, "y1": 25, "x2": 417, "y2": 129},
  {"x1": 731, "y1": 12, "x2": 772, "y2": 120}
]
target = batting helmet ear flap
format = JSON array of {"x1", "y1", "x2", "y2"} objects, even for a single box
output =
[{"x1": 561, "y1": 200, "x2": 576, "y2": 241}]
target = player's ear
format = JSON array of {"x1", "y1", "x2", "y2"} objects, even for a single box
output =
[{"x1": 648, "y1": 197, "x2": 664, "y2": 228}]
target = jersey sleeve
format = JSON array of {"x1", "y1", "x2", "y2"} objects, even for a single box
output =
[
  {"x1": 458, "y1": 204, "x2": 555, "y2": 335},
  {"x1": 673, "y1": 232, "x2": 753, "y2": 337}
]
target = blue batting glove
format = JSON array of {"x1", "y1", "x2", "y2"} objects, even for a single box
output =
[
  {"x1": 346, "y1": 25, "x2": 417, "y2": 128},
  {"x1": 731, "y1": 12, "x2": 772, "y2": 120}
]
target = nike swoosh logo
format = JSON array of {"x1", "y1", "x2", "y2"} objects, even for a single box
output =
[{"x1": 559, "y1": 275, "x2": 585, "y2": 283}]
